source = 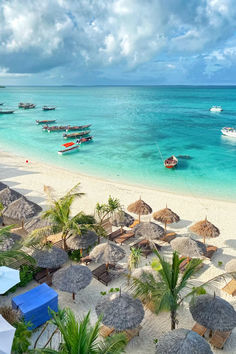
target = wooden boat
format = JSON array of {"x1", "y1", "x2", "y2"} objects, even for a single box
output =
[
  {"x1": 77, "y1": 136, "x2": 93, "y2": 143},
  {"x1": 0, "y1": 103, "x2": 4, "y2": 105},
  {"x1": 36, "y1": 119, "x2": 56, "y2": 125},
  {"x1": 65, "y1": 124, "x2": 91, "y2": 132},
  {"x1": 58, "y1": 143, "x2": 80, "y2": 155},
  {"x1": 164, "y1": 155, "x2": 178, "y2": 169},
  {"x1": 42, "y1": 106, "x2": 56, "y2": 111},
  {"x1": 43, "y1": 125, "x2": 68, "y2": 132},
  {"x1": 63, "y1": 130, "x2": 90, "y2": 139},
  {"x1": 0, "y1": 109, "x2": 15, "y2": 114},
  {"x1": 18, "y1": 102, "x2": 36, "y2": 109}
]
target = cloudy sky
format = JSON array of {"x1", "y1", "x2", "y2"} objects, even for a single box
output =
[{"x1": 0, "y1": 0, "x2": 236, "y2": 85}]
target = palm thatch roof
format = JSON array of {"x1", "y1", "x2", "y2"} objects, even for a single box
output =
[
  {"x1": 155, "y1": 328, "x2": 213, "y2": 354},
  {"x1": 132, "y1": 265, "x2": 159, "y2": 281},
  {"x1": 153, "y1": 207, "x2": 180, "y2": 228},
  {"x1": 0, "y1": 233, "x2": 22, "y2": 251},
  {"x1": 24, "y1": 216, "x2": 53, "y2": 234},
  {"x1": 52, "y1": 264, "x2": 92, "y2": 294},
  {"x1": 3, "y1": 196, "x2": 42, "y2": 224},
  {"x1": 96, "y1": 292, "x2": 144, "y2": 331},
  {"x1": 225, "y1": 259, "x2": 236, "y2": 279},
  {"x1": 190, "y1": 294, "x2": 236, "y2": 331},
  {"x1": 133, "y1": 222, "x2": 164, "y2": 240},
  {"x1": 127, "y1": 199, "x2": 152, "y2": 219},
  {"x1": 110, "y1": 211, "x2": 134, "y2": 227},
  {"x1": 32, "y1": 246, "x2": 68, "y2": 269},
  {"x1": 170, "y1": 236, "x2": 207, "y2": 258},
  {"x1": 66, "y1": 231, "x2": 97, "y2": 250},
  {"x1": 89, "y1": 242, "x2": 125, "y2": 263},
  {"x1": 0, "y1": 187, "x2": 22, "y2": 207},
  {"x1": 0, "y1": 182, "x2": 7, "y2": 192},
  {"x1": 189, "y1": 218, "x2": 220, "y2": 242}
]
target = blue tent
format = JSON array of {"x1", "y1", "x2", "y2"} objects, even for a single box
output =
[{"x1": 12, "y1": 283, "x2": 58, "y2": 329}]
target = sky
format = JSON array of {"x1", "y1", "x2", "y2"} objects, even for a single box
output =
[{"x1": 0, "y1": 0, "x2": 236, "y2": 85}]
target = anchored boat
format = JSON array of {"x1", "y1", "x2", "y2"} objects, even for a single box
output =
[
  {"x1": 65, "y1": 124, "x2": 91, "y2": 132},
  {"x1": 43, "y1": 125, "x2": 68, "y2": 132},
  {"x1": 36, "y1": 119, "x2": 56, "y2": 125},
  {"x1": 0, "y1": 109, "x2": 15, "y2": 114},
  {"x1": 42, "y1": 106, "x2": 56, "y2": 111},
  {"x1": 58, "y1": 142, "x2": 80, "y2": 155},
  {"x1": 63, "y1": 130, "x2": 90, "y2": 139},
  {"x1": 164, "y1": 155, "x2": 178, "y2": 169},
  {"x1": 221, "y1": 127, "x2": 236, "y2": 138},
  {"x1": 210, "y1": 106, "x2": 223, "y2": 112},
  {"x1": 77, "y1": 136, "x2": 93, "y2": 143},
  {"x1": 18, "y1": 103, "x2": 36, "y2": 109}
]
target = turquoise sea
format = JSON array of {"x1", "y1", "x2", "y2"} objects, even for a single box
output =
[{"x1": 0, "y1": 86, "x2": 236, "y2": 201}]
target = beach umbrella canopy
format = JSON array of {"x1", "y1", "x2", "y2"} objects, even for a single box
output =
[
  {"x1": 153, "y1": 206, "x2": 180, "y2": 231},
  {"x1": 0, "y1": 266, "x2": 20, "y2": 294},
  {"x1": 225, "y1": 259, "x2": 236, "y2": 279},
  {"x1": 155, "y1": 328, "x2": 213, "y2": 354},
  {"x1": 0, "y1": 314, "x2": 16, "y2": 354},
  {"x1": 24, "y1": 216, "x2": 53, "y2": 234},
  {"x1": 0, "y1": 182, "x2": 7, "y2": 192},
  {"x1": 132, "y1": 265, "x2": 159, "y2": 281},
  {"x1": 66, "y1": 231, "x2": 97, "y2": 250},
  {"x1": 3, "y1": 196, "x2": 42, "y2": 226},
  {"x1": 96, "y1": 292, "x2": 144, "y2": 331},
  {"x1": 0, "y1": 233, "x2": 22, "y2": 251},
  {"x1": 190, "y1": 294, "x2": 236, "y2": 331},
  {"x1": 189, "y1": 218, "x2": 220, "y2": 244},
  {"x1": 110, "y1": 211, "x2": 134, "y2": 228},
  {"x1": 32, "y1": 246, "x2": 68, "y2": 269},
  {"x1": 133, "y1": 222, "x2": 164, "y2": 241},
  {"x1": 170, "y1": 236, "x2": 207, "y2": 259},
  {"x1": 0, "y1": 187, "x2": 22, "y2": 207},
  {"x1": 127, "y1": 198, "x2": 152, "y2": 222},
  {"x1": 52, "y1": 264, "x2": 92, "y2": 300},
  {"x1": 89, "y1": 242, "x2": 125, "y2": 264}
]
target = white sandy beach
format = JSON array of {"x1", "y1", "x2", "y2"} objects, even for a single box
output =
[{"x1": 0, "y1": 149, "x2": 236, "y2": 353}]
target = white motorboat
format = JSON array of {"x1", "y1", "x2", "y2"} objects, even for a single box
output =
[
  {"x1": 221, "y1": 127, "x2": 236, "y2": 138},
  {"x1": 210, "y1": 106, "x2": 223, "y2": 112}
]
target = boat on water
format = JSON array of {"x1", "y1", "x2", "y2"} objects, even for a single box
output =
[
  {"x1": 43, "y1": 125, "x2": 68, "y2": 132},
  {"x1": 0, "y1": 109, "x2": 15, "y2": 114},
  {"x1": 221, "y1": 127, "x2": 236, "y2": 138},
  {"x1": 58, "y1": 142, "x2": 80, "y2": 155},
  {"x1": 210, "y1": 106, "x2": 223, "y2": 112},
  {"x1": 164, "y1": 155, "x2": 178, "y2": 169},
  {"x1": 36, "y1": 119, "x2": 56, "y2": 125},
  {"x1": 77, "y1": 136, "x2": 93, "y2": 143},
  {"x1": 63, "y1": 130, "x2": 90, "y2": 139},
  {"x1": 42, "y1": 106, "x2": 56, "y2": 111},
  {"x1": 0, "y1": 103, "x2": 4, "y2": 105},
  {"x1": 18, "y1": 102, "x2": 36, "y2": 109},
  {"x1": 65, "y1": 124, "x2": 91, "y2": 132}
]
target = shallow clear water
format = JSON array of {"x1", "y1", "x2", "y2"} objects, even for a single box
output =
[{"x1": 0, "y1": 86, "x2": 236, "y2": 201}]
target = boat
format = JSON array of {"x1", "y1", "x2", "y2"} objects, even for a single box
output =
[
  {"x1": 18, "y1": 102, "x2": 36, "y2": 109},
  {"x1": 77, "y1": 136, "x2": 93, "y2": 143},
  {"x1": 0, "y1": 103, "x2": 4, "y2": 105},
  {"x1": 42, "y1": 106, "x2": 56, "y2": 111},
  {"x1": 164, "y1": 155, "x2": 178, "y2": 168},
  {"x1": 43, "y1": 125, "x2": 68, "y2": 132},
  {"x1": 221, "y1": 127, "x2": 236, "y2": 138},
  {"x1": 63, "y1": 130, "x2": 90, "y2": 139},
  {"x1": 0, "y1": 109, "x2": 15, "y2": 114},
  {"x1": 58, "y1": 143, "x2": 80, "y2": 155},
  {"x1": 36, "y1": 119, "x2": 56, "y2": 125},
  {"x1": 65, "y1": 124, "x2": 91, "y2": 132},
  {"x1": 210, "y1": 106, "x2": 223, "y2": 112}
]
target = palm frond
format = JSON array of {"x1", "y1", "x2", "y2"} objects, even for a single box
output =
[
  {"x1": 99, "y1": 333, "x2": 127, "y2": 354},
  {"x1": 0, "y1": 249, "x2": 35, "y2": 266}
]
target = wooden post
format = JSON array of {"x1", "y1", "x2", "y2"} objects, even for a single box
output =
[{"x1": 72, "y1": 292, "x2": 75, "y2": 300}]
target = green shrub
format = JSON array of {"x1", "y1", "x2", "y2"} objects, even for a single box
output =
[
  {"x1": 7, "y1": 264, "x2": 38, "y2": 293},
  {"x1": 218, "y1": 261, "x2": 223, "y2": 267},
  {"x1": 11, "y1": 321, "x2": 31, "y2": 354},
  {"x1": 69, "y1": 250, "x2": 82, "y2": 262}
]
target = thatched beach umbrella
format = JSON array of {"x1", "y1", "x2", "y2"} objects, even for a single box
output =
[
  {"x1": 32, "y1": 246, "x2": 68, "y2": 269},
  {"x1": 189, "y1": 218, "x2": 220, "y2": 244},
  {"x1": 66, "y1": 231, "x2": 97, "y2": 256},
  {"x1": 3, "y1": 196, "x2": 42, "y2": 227},
  {"x1": 127, "y1": 198, "x2": 152, "y2": 222},
  {"x1": 170, "y1": 236, "x2": 207, "y2": 259},
  {"x1": 110, "y1": 211, "x2": 134, "y2": 228},
  {"x1": 96, "y1": 292, "x2": 144, "y2": 331},
  {"x1": 0, "y1": 187, "x2": 21, "y2": 207},
  {"x1": 0, "y1": 182, "x2": 7, "y2": 192},
  {"x1": 0, "y1": 233, "x2": 22, "y2": 251},
  {"x1": 132, "y1": 265, "x2": 159, "y2": 281},
  {"x1": 155, "y1": 328, "x2": 213, "y2": 354},
  {"x1": 153, "y1": 206, "x2": 180, "y2": 231},
  {"x1": 89, "y1": 242, "x2": 125, "y2": 268},
  {"x1": 52, "y1": 264, "x2": 92, "y2": 300},
  {"x1": 190, "y1": 294, "x2": 236, "y2": 331},
  {"x1": 225, "y1": 259, "x2": 236, "y2": 279},
  {"x1": 133, "y1": 222, "x2": 165, "y2": 241},
  {"x1": 24, "y1": 216, "x2": 53, "y2": 234}
]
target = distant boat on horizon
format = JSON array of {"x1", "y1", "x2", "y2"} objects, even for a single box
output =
[
  {"x1": 0, "y1": 109, "x2": 15, "y2": 114},
  {"x1": 42, "y1": 106, "x2": 56, "y2": 111},
  {"x1": 210, "y1": 106, "x2": 223, "y2": 112}
]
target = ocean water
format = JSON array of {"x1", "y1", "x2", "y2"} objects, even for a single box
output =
[{"x1": 0, "y1": 86, "x2": 236, "y2": 201}]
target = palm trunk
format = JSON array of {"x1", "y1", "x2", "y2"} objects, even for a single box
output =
[
  {"x1": 62, "y1": 233, "x2": 67, "y2": 250},
  {"x1": 171, "y1": 310, "x2": 176, "y2": 330}
]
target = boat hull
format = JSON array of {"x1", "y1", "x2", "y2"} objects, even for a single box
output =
[
  {"x1": 58, "y1": 146, "x2": 80, "y2": 155},
  {"x1": 164, "y1": 155, "x2": 178, "y2": 169}
]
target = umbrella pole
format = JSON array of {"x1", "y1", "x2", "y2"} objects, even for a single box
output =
[
  {"x1": 203, "y1": 235, "x2": 206, "y2": 244},
  {"x1": 106, "y1": 262, "x2": 109, "y2": 270},
  {"x1": 138, "y1": 212, "x2": 140, "y2": 223},
  {"x1": 80, "y1": 248, "x2": 83, "y2": 257},
  {"x1": 72, "y1": 292, "x2": 75, "y2": 301},
  {"x1": 165, "y1": 221, "x2": 167, "y2": 233}
]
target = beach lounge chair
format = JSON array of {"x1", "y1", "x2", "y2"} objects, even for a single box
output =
[
  {"x1": 160, "y1": 232, "x2": 177, "y2": 243},
  {"x1": 98, "y1": 271, "x2": 112, "y2": 286},
  {"x1": 222, "y1": 279, "x2": 236, "y2": 296},
  {"x1": 99, "y1": 325, "x2": 115, "y2": 337},
  {"x1": 130, "y1": 220, "x2": 140, "y2": 228},
  {"x1": 80, "y1": 256, "x2": 92, "y2": 265},
  {"x1": 209, "y1": 330, "x2": 232, "y2": 349},
  {"x1": 108, "y1": 228, "x2": 123, "y2": 241},
  {"x1": 124, "y1": 325, "x2": 142, "y2": 342},
  {"x1": 206, "y1": 245, "x2": 218, "y2": 259},
  {"x1": 92, "y1": 263, "x2": 115, "y2": 281},
  {"x1": 191, "y1": 322, "x2": 207, "y2": 337},
  {"x1": 131, "y1": 239, "x2": 159, "y2": 258},
  {"x1": 114, "y1": 231, "x2": 135, "y2": 245}
]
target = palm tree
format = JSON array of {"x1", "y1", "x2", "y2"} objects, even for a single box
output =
[
  {"x1": 130, "y1": 250, "x2": 202, "y2": 330},
  {"x1": 127, "y1": 247, "x2": 142, "y2": 284},
  {"x1": 35, "y1": 308, "x2": 127, "y2": 353},
  {"x1": 95, "y1": 196, "x2": 121, "y2": 243}
]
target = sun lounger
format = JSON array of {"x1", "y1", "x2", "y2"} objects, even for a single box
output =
[
  {"x1": 80, "y1": 256, "x2": 92, "y2": 265},
  {"x1": 209, "y1": 330, "x2": 231, "y2": 349},
  {"x1": 160, "y1": 232, "x2": 177, "y2": 243},
  {"x1": 114, "y1": 231, "x2": 135, "y2": 245},
  {"x1": 179, "y1": 257, "x2": 203, "y2": 272},
  {"x1": 206, "y1": 245, "x2": 218, "y2": 259},
  {"x1": 124, "y1": 325, "x2": 142, "y2": 342},
  {"x1": 108, "y1": 228, "x2": 123, "y2": 241},
  {"x1": 98, "y1": 271, "x2": 112, "y2": 286},
  {"x1": 131, "y1": 239, "x2": 157, "y2": 258},
  {"x1": 92, "y1": 263, "x2": 115, "y2": 280},
  {"x1": 222, "y1": 279, "x2": 236, "y2": 296},
  {"x1": 130, "y1": 220, "x2": 140, "y2": 228},
  {"x1": 99, "y1": 325, "x2": 115, "y2": 337},
  {"x1": 192, "y1": 322, "x2": 207, "y2": 337}
]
